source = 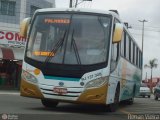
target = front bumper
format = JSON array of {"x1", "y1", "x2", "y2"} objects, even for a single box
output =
[
  {"x1": 20, "y1": 79, "x2": 108, "y2": 104},
  {"x1": 139, "y1": 92, "x2": 151, "y2": 96},
  {"x1": 20, "y1": 79, "x2": 44, "y2": 99}
]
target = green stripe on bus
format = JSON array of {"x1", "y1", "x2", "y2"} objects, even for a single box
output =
[{"x1": 44, "y1": 76, "x2": 80, "y2": 81}]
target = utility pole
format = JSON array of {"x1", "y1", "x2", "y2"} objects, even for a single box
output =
[
  {"x1": 70, "y1": 0, "x2": 73, "y2": 7},
  {"x1": 139, "y1": 19, "x2": 148, "y2": 85},
  {"x1": 75, "y1": 0, "x2": 78, "y2": 7},
  {"x1": 139, "y1": 20, "x2": 147, "y2": 60},
  {"x1": 74, "y1": 0, "x2": 92, "y2": 8},
  {"x1": 145, "y1": 72, "x2": 148, "y2": 82}
]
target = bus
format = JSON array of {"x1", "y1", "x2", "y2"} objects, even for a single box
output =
[{"x1": 20, "y1": 8, "x2": 142, "y2": 112}]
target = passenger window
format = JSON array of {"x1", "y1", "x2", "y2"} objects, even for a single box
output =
[
  {"x1": 121, "y1": 32, "x2": 125, "y2": 57},
  {"x1": 133, "y1": 43, "x2": 135, "y2": 64},
  {"x1": 139, "y1": 51, "x2": 142, "y2": 68},
  {"x1": 136, "y1": 47, "x2": 139, "y2": 66},
  {"x1": 111, "y1": 43, "x2": 119, "y2": 71},
  {"x1": 134, "y1": 46, "x2": 137, "y2": 65},
  {"x1": 130, "y1": 39, "x2": 133, "y2": 63},
  {"x1": 125, "y1": 34, "x2": 129, "y2": 60}
]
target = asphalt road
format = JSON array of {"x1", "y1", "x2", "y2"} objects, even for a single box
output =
[{"x1": 0, "y1": 91, "x2": 160, "y2": 120}]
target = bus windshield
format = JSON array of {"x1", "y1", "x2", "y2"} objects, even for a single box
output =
[{"x1": 26, "y1": 13, "x2": 111, "y2": 65}]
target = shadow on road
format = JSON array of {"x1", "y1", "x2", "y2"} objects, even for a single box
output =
[{"x1": 25, "y1": 101, "x2": 133, "y2": 115}]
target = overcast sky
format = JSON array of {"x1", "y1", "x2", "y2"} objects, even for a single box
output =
[{"x1": 56, "y1": 0, "x2": 160, "y2": 79}]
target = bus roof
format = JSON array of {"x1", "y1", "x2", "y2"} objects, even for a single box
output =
[{"x1": 36, "y1": 8, "x2": 119, "y2": 18}]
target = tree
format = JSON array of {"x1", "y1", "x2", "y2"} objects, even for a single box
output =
[{"x1": 144, "y1": 58, "x2": 158, "y2": 92}]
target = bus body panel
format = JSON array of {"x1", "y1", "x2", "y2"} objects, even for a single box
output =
[{"x1": 106, "y1": 57, "x2": 142, "y2": 104}]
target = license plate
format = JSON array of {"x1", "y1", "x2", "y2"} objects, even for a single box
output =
[{"x1": 53, "y1": 87, "x2": 67, "y2": 95}]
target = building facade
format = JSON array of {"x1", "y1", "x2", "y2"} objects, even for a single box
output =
[{"x1": 0, "y1": 0, "x2": 55, "y2": 89}]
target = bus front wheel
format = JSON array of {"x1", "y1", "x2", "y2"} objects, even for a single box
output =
[
  {"x1": 125, "y1": 98, "x2": 134, "y2": 105},
  {"x1": 41, "y1": 99, "x2": 59, "y2": 108},
  {"x1": 108, "y1": 84, "x2": 120, "y2": 112}
]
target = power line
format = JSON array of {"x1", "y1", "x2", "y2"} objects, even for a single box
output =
[
  {"x1": 0, "y1": 25, "x2": 19, "y2": 29},
  {"x1": 130, "y1": 24, "x2": 160, "y2": 29},
  {"x1": 130, "y1": 28, "x2": 160, "y2": 32},
  {"x1": 131, "y1": 33, "x2": 160, "y2": 38},
  {"x1": 134, "y1": 27, "x2": 160, "y2": 31},
  {"x1": 131, "y1": 26, "x2": 160, "y2": 30}
]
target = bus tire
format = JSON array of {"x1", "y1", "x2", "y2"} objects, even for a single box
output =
[
  {"x1": 125, "y1": 85, "x2": 136, "y2": 105},
  {"x1": 126, "y1": 98, "x2": 134, "y2": 105},
  {"x1": 41, "y1": 99, "x2": 59, "y2": 108},
  {"x1": 108, "y1": 83, "x2": 120, "y2": 112}
]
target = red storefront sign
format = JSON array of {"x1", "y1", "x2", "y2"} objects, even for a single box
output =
[{"x1": 0, "y1": 31, "x2": 26, "y2": 47}]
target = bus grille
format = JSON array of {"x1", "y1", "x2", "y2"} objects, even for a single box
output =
[{"x1": 39, "y1": 84, "x2": 83, "y2": 99}]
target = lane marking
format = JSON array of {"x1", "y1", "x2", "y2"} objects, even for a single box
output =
[
  {"x1": 0, "y1": 92, "x2": 20, "y2": 95},
  {"x1": 120, "y1": 108, "x2": 135, "y2": 114}
]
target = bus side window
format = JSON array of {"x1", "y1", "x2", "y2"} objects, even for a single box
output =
[
  {"x1": 111, "y1": 43, "x2": 120, "y2": 72},
  {"x1": 121, "y1": 31, "x2": 125, "y2": 57},
  {"x1": 125, "y1": 34, "x2": 130, "y2": 60},
  {"x1": 134, "y1": 46, "x2": 137, "y2": 65},
  {"x1": 133, "y1": 43, "x2": 135, "y2": 64},
  {"x1": 139, "y1": 51, "x2": 142, "y2": 68},
  {"x1": 136, "y1": 47, "x2": 139, "y2": 66}
]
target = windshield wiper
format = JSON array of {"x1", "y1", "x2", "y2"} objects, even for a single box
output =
[
  {"x1": 44, "y1": 30, "x2": 67, "y2": 63},
  {"x1": 70, "y1": 30, "x2": 81, "y2": 65}
]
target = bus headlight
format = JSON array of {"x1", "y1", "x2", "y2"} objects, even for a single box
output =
[
  {"x1": 22, "y1": 70, "x2": 38, "y2": 84},
  {"x1": 85, "y1": 77, "x2": 107, "y2": 89}
]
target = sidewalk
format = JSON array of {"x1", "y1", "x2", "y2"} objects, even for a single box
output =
[
  {"x1": 0, "y1": 85, "x2": 19, "y2": 90},
  {"x1": 0, "y1": 89, "x2": 20, "y2": 95}
]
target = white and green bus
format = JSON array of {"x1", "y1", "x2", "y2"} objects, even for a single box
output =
[{"x1": 20, "y1": 8, "x2": 142, "y2": 111}]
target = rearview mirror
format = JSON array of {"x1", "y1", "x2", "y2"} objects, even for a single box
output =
[
  {"x1": 20, "y1": 18, "x2": 31, "y2": 38},
  {"x1": 113, "y1": 23, "x2": 123, "y2": 43}
]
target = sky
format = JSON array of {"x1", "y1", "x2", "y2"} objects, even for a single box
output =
[{"x1": 55, "y1": 0, "x2": 160, "y2": 79}]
